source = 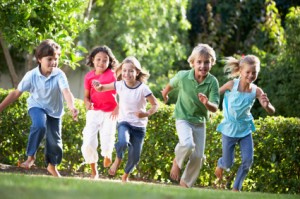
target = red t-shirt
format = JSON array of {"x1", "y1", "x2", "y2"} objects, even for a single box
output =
[{"x1": 84, "y1": 69, "x2": 117, "y2": 112}]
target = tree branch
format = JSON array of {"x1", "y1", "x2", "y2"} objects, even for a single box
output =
[{"x1": 0, "y1": 32, "x2": 19, "y2": 88}]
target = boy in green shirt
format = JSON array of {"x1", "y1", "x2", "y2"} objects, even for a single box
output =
[{"x1": 162, "y1": 43, "x2": 219, "y2": 188}]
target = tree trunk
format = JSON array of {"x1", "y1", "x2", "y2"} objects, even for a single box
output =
[
  {"x1": 0, "y1": 32, "x2": 19, "y2": 88},
  {"x1": 26, "y1": 53, "x2": 34, "y2": 71},
  {"x1": 84, "y1": 0, "x2": 93, "y2": 20}
]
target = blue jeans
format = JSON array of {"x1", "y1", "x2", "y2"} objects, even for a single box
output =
[
  {"x1": 28, "y1": 107, "x2": 62, "y2": 166},
  {"x1": 217, "y1": 133, "x2": 253, "y2": 191},
  {"x1": 115, "y1": 121, "x2": 146, "y2": 174}
]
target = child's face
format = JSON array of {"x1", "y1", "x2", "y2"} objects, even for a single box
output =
[
  {"x1": 121, "y1": 63, "x2": 139, "y2": 85},
  {"x1": 192, "y1": 55, "x2": 213, "y2": 78},
  {"x1": 92, "y1": 52, "x2": 110, "y2": 74},
  {"x1": 240, "y1": 64, "x2": 259, "y2": 84},
  {"x1": 38, "y1": 53, "x2": 59, "y2": 76}
]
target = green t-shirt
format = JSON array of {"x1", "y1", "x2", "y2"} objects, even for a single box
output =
[{"x1": 170, "y1": 69, "x2": 220, "y2": 124}]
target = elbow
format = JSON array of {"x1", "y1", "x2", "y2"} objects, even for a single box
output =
[
  {"x1": 208, "y1": 103, "x2": 218, "y2": 113},
  {"x1": 154, "y1": 103, "x2": 159, "y2": 112},
  {"x1": 210, "y1": 107, "x2": 218, "y2": 113},
  {"x1": 268, "y1": 108, "x2": 276, "y2": 115}
]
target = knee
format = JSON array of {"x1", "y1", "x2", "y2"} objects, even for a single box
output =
[
  {"x1": 132, "y1": 156, "x2": 141, "y2": 164},
  {"x1": 81, "y1": 144, "x2": 93, "y2": 154},
  {"x1": 182, "y1": 141, "x2": 195, "y2": 152},
  {"x1": 221, "y1": 158, "x2": 234, "y2": 169},
  {"x1": 116, "y1": 140, "x2": 129, "y2": 150},
  {"x1": 242, "y1": 157, "x2": 253, "y2": 170},
  {"x1": 31, "y1": 123, "x2": 46, "y2": 132}
]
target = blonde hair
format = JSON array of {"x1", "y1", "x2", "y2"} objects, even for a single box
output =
[
  {"x1": 115, "y1": 56, "x2": 150, "y2": 83},
  {"x1": 187, "y1": 43, "x2": 216, "y2": 67},
  {"x1": 224, "y1": 55, "x2": 261, "y2": 78}
]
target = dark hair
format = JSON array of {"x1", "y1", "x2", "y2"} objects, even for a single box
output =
[
  {"x1": 86, "y1": 46, "x2": 119, "y2": 69},
  {"x1": 35, "y1": 39, "x2": 61, "y2": 61}
]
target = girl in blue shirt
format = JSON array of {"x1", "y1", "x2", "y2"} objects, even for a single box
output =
[
  {"x1": 0, "y1": 39, "x2": 78, "y2": 177},
  {"x1": 215, "y1": 55, "x2": 275, "y2": 191}
]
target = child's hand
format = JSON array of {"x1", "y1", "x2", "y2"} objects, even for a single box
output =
[
  {"x1": 198, "y1": 93, "x2": 208, "y2": 105},
  {"x1": 161, "y1": 89, "x2": 169, "y2": 103},
  {"x1": 92, "y1": 80, "x2": 102, "y2": 91},
  {"x1": 85, "y1": 101, "x2": 94, "y2": 110},
  {"x1": 259, "y1": 93, "x2": 270, "y2": 108},
  {"x1": 110, "y1": 107, "x2": 119, "y2": 120},
  {"x1": 71, "y1": 108, "x2": 79, "y2": 121},
  {"x1": 135, "y1": 111, "x2": 148, "y2": 118}
]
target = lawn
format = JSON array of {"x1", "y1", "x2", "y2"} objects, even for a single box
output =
[{"x1": 0, "y1": 172, "x2": 298, "y2": 199}]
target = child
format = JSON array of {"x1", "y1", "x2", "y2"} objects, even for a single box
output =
[
  {"x1": 0, "y1": 39, "x2": 78, "y2": 177},
  {"x1": 81, "y1": 46, "x2": 119, "y2": 179},
  {"x1": 93, "y1": 56, "x2": 159, "y2": 182},
  {"x1": 161, "y1": 43, "x2": 220, "y2": 188},
  {"x1": 214, "y1": 55, "x2": 275, "y2": 191}
]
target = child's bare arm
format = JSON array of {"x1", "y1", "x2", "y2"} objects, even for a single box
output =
[
  {"x1": 0, "y1": 90, "x2": 22, "y2": 112},
  {"x1": 161, "y1": 84, "x2": 172, "y2": 103},
  {"x1": 198, "y1": 93, "x2": 218, "y2": 112},
  {"x1": 83, "y1": 89, "x2": 93, "y2": 110},
  {"x1": 135, "y1": 94, "x2": 159, "y2": 118},
  {"x1": 62, "y1": 88, "x2": 79, "y2": 120},
  {"x1": 92, "y1": 80, "x2": 115, "y2": 92},
  {"x1": 256, "y1": 87, "x2": 275, "y2": 115},
  {"x1": 219, "y1": 80, "x2": 234, "y2": 95}
]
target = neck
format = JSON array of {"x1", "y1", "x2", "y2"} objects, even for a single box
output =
[
  {"x1": 195, "y1": 75, "x2": 206, "y2": 83},
  {"x1": 238, "y1": 80, "x2": 251, "y2": 92},
  {"x1": 39, "y1": 66, "x2": 51, "y2": 77}
]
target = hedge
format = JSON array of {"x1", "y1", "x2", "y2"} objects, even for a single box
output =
[{"x1": 0, "y1": 88, "x2": 299, "y2": 194}]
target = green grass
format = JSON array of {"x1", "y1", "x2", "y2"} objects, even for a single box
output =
[{"x1": 0, "y1": 172, "x2": 298, "y2": 199}]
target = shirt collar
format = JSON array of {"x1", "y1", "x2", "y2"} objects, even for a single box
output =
[
  {"x1": 188, "y1": 68, "x2": 212, "y2": 84},
  {"x1": 35, "y1": 66, "x2": 60, "y2": 77}
]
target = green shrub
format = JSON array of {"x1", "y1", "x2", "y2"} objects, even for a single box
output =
[{"x1": 0, "y1": 88, "x2": 299, "y2": 194}]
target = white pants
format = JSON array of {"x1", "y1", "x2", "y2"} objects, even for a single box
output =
[
  {"x1": 175, "y1": 120, "x2": 206, "y2": 187},
  {"x1": 81, "y1": 110, "x2": 116, "y2": 163}
]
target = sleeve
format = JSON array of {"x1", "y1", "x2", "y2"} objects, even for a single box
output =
[
  {"x1": 114, "y1": 81, "x2": 121, "y2": 92},
  {"x1": 58, "y1": 71, "x2": 70, "y2": 91},
  {"x1": 169, "y1": 71, "x2": 182, "y2": 88},
  {"x1": 143, "y1": 84, "x2": 152, "y2": 97},
  {"x1": 17, "y1": 71, "x2": 32, "y2": 92}
]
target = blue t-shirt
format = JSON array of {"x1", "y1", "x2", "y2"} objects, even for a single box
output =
[
  {"x1": 17, "y1": 66, "x2": 69, "y2": 118},
  {"x1": 217, "y1": 79, "x2": 257, "y2": 138}
]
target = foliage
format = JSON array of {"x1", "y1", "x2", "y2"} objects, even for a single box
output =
[
  {"x1": 80, "y1": 0, "x2": 191, "y2": 98},
  {"x1": 187, "y1": 0, "x2": 285, "y2": 56},
  {"x1": 1, "y1": 88, "x2": 299, "y2": 194},
  {"x1": 257, "y1": 7, "x2": 300, "y2": 117},
  {"x1": 185, "y1": 0, "x2": 287, "y2": 118},
  {"x1": 251, "y1": 116, "x2": 300, "y2": 194},
  {"x1": 0, "y1": 0, "x2": 92, "y2": 71}
]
